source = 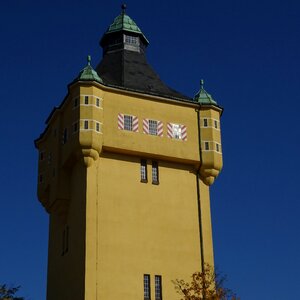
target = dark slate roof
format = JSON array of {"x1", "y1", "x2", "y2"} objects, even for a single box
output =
[
  {"x1": 96, "y1": 49, "x2": 191, "y2": 101},
  {"x1": 96, "y1": 8, "x2": 192, "y2": 101}
]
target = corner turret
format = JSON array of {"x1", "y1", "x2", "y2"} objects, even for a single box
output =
[
  {"x1": 35, "y1": 56, "x2": 104, "y2": 216},
  {"x1": 195, "y1": 80, "x2": 223, "y2": 185}
]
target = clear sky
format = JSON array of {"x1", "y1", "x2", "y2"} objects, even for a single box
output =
[{"x1": 0, "y1": 0, "x2": 299, "y2": 299}]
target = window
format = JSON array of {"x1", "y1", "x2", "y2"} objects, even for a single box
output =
[
  {"x1": 125, "y1": 35, "x2": 138, "y2": 45},
  {"x1": 203, "y1": 118, "x2": 208, "y2": 127},
  {"x1": 62, "y1": 226, "x2": 69, "y2": 256},
  {"x1": 216, "y1": 143, "x2": 221, "y2": 153},
  {"x1": 149, "y1": 120, "x2": 158, "y2": 135},
  {"x1": 155, "y1": 275, "x2": 162, "y2": 300},
  {"x1": 124, "y1": 115, "x2": 133, "y2": 131},
  {"x1": 144, "y1": 274, "x2": 151, "y2": 300},
  {"x1": 73, "y1": 122, "x2": 78, "y2": 133},
  {"x1": 214, "y1": 120, "x2": 218, "y2": 129},
  {"x1": 96, "y1": 98, "x2": 100, "y2": 107},
  {"x1": 172, "y1": 124, "x2": 181, "y2": 139},
  {"x1": 152, "y1": 161, "x2": 159, "y2": 184},
  {"x1": 48, "y1": 152, "x2": 52, "y2": 164},
  {"x1": 74, "y1": 98, "x2": 79, "y2": 107},
  {"x1": 39, "y1": 151, "x2": 44, "y2": 161},
  {"x1": 63, "y1": 128, "x2": 68, "y2": 144},
  {"x1": 204, "y1": 142, "x2": 209, "y2": 150},
  {"x1": 84, "y1": 120, "x2": 89, "y2": 130},
  {"x1": 84, "y1": 96, "x2": 89, "y2": 105},
  {"x1": 96, "y1": 122, "x2": 100, "y2": 132},
  {"x1": 141, "y1": 159, "x2": 147, "y2": 183}
]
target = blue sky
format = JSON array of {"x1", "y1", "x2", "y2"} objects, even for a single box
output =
[{"x1": 0, "y1": 0, "x2": 299, "y2": 299}]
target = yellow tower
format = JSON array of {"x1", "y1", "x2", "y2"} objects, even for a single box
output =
[{"x1": 35, "y1": 6, "x2": 223, "y2": 300}]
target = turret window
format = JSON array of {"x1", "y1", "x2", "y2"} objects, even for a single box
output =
[
  {"x1": 203, "y1": 118, "x2": 208, "y2": 127},
  {"x1": 39, "y1": 151, "x2": 45, "y2": 161},
  {"x1": 84, "y1": 96, "x2": 89, "y2": 105},
  {"x1": 125, "y1": 35, "x2": 138, "y2": 45},
  {"x1": 96, "y1": 122, "x2": 100, "y2": 132},
  {"x1": 84, "y1": 120, "x2": 89, "y2": 129},
  {"x1": 96, "y1": 98, "x2": 100, "y2": 107},
  {"x1": 63, "y1": 128, "x2": 68, "y2": 144},
  {"x1": 216, "y1": 143, "x2": 220, "y2": 152},
  {"x1": 214, "y1": 120, "x2": 218, "y2": 129},
  {"x1": 62, "y1": 225, "x2": 69, "y2": 256},
  {"x1": 204, "y1": 142, "x2": 209, "y2": 150},
  {"x1": 73, "y1": 122, "x2": 78, "y2": 133},
  {"x1": 74, "y1": 97, "x2": 79, "y2": 108},
  {"x1": 39, "y1": 174, "x2": 43, "y2": 183}
]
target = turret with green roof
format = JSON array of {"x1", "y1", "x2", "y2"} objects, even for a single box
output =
[
  {"x1": 76, "y1": 55, "x2": 103, "y2": 83},
  {"x1": 194, "y1": 79, "x2": 217, "y2": 105}
]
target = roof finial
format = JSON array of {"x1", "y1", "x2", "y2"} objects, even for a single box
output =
[
  {"x1": 87, "y1": 55, "x2": 91, "y2": 66},
  {"x1": 200, "y1": 79, "x2": 204, "y2": 89},
  {"x1": 121, "y1": 3, "x2": 127, "y2": 14}
]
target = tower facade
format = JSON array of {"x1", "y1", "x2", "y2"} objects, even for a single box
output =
[{"x1": 35, "y1": 7, "x2": 223, "y2": 300}]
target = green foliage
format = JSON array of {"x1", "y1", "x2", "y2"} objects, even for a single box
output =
[
  {"x1": 0, "y1": 285, "x2": 24, "y2": 300},
  {"x1": 172, "y1": 264, "x2": 239, "y2": 300}
]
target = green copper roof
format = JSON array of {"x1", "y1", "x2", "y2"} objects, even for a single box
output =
[
  {"x1": 77, "y1": 55, "x2": 103, "y2": 83},
  {"x1": 194, "y1": 80, "x2": 217, "y2": 105},
  {"x1": 104, "y1": 5, "x2": 149, "y2": 44}
]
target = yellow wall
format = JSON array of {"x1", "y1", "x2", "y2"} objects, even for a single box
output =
[{"x1": 35, "y1": 81, "x2": 223, "y2": 300}]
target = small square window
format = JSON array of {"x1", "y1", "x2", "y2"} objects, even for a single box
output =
[
  {"x1": 96, "y1": 98, "x2": 100, "y2": 107},
  {"x1": 84, "y1": 120, "x2": 89, "y2": 130},
  {"x1": 48, "y1": 152, "x2": 52, "y2": 164},
  {"x1": 204, "y1": 142, "x2": 209, "y2": 150},
  {"x1": 203, "y1": 119, "x2": 208, "y2": 127},
  {"x1": 39, "y1": 174, "x2": 43, "y2": 183},
  {"x1": 152, "y1": 161, "x2": 159, "y2": 184},
  {"x1": 96, "y1": 122, "x2": 100, "y2": 132},
  {"x1": 73, "y1": 122, "x2": 78, "y2": 133},
  {"x1": 124, "y1": 115, "x2": 133, "y2": 131},
  {"x1": 144, "y1": 274, "x2": 151, "y2": 300},
  {"x1": 125, "y1": 35, "x2": 138, "y2": 45},
  {"x1": 84, "y1": 96, "x2": 89, "y2": 105},
  {"x1": 140, "y1": 159, "x2": 147, "y2": 183},
  {"x1": 63, "y1": 128, "x2": 68, "y2": 144},
  {"x1": 149, "y1": 120, "x2": 158, "y2": 135},
  {"x1": 39, "y1": 151, "x2": 44, "y2": 161},
  {"x1": 214, "y1": 120, "x2": 218, "y2": 129},
  {"x1": 172, "y1": 124, "x2": 182, "y2": 139},
  {"x1": 62, "y1": 225, "x2": 69, "y2": 256}
]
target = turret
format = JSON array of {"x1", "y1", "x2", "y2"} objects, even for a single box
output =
[
  {"x1": 195, "y1": 80, "x2": 223, "y2": 185},
  {"x1": 34, "y1": 56, "x2": 104, "y2": 215}
]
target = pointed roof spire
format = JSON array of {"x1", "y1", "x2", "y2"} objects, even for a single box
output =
[
  {"x1": 121, "y1": 3, "x2": 127, "y2": 14},
  {"x1": 194, "y1": 79, "x2": 217, "y2": 105},
  {"x1": 76, "y1": 55, "x2": 103, "y2": 83}
]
